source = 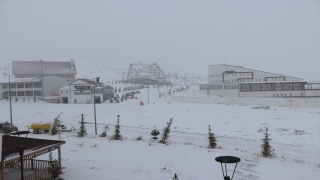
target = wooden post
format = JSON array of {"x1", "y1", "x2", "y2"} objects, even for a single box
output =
[
  {"x1": 1, "y1": 163, "x2": 4, "y2": 180},
  {"x1": 31, "y1": 158, "x2": 34, "y2": 170},
  {"x1": 58, "y1": 145, "x2": 62, "y2": 172}
]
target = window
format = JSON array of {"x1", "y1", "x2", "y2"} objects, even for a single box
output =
[
  {"x1": 10, "y1": 84, "x2": 16, "y2": 88},
  {"x1": 74, "y1": 99, "x2": 77, "y2": 103},
  {"x1": 61, "y1": 91, "x2": 63, "y2": 94},
  {"x1": 34, "y1": 91, "x2": 42, "y2": 96},
  {"x1": 34, "y1": 82, "x2": 42, "y2": 88},
  {"x1": 25, "y1": 83, "x2": 33, "y2": 88},
  {"x1": 17, "y1": 91, "x2": 24, "y2": 96},
  {"x1": 17, "y1": 83, "x2": 24, "y2": 88},
  {"x1": 2, "y1": 84, "x2": 8, "y2": 89},
  {"x1": 26, "y1": 91, "x2": 33, "y2": 96},
  {"x1": 10, "y1": 91, "x2": 16, "y2": 96}
]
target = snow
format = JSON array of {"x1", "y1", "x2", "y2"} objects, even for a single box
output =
[{"x1": 0, "y1": 85, "x2": 319, "y2": 180}]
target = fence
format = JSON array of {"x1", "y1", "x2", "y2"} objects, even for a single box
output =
[
  {"x1": 170, "y1": 96, "x2": 320, "y2": 108},
  {"x1": 22, "y1": 159, "x2": 60, "y2": 180}
]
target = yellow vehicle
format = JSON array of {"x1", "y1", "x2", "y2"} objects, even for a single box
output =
[{"x1": 28, "y1": 123, "x2": 51, "y2": 134}]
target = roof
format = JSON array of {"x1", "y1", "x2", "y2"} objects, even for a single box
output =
[
  {"x1": 13, "y1": 61, "x2": 77, "y2": 75},
  {"x1": 1, "y1": 135, "x2": 65, "y2": 162},
  {"x1": 129, "y1": 71, "x2": 155, "y2": 77},
  {"x1": 0, "y1": 77, "x2": 41, "y2": 83},
  {"x1": 208, "y1": 64, "x2": 303, "y2": 80}
]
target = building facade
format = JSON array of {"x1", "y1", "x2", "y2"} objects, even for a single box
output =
[
  {"x1": 125, "y1": 62, "x2": 170, "y2": 85},
  {"x1": 200, "y1": 64, "x2": 320, "y2": 98},
  {"x1": 60, "y1": 79, "x2": 114, "y2": 104},
  {"x1": 0, "y1": 76, "x2": 67, "y2": 100},
  {"x1": 12, "y1": 59, "x2": 77, "y2": 82}
]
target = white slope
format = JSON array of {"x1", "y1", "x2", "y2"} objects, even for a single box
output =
[{"x1": 0, "y1": 85, "x2": 319, "y2": 180}]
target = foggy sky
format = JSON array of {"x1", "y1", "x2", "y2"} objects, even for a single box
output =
[{"x1": 0, "y1": 0, "x2": 319, "y2": 80}]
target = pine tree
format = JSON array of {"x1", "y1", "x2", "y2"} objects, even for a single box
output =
[
  {"x1": 151, "y1": 129, "x2": 160, "y2": 140},
  {"x1": 77, "y1": 114, "x2": 87, "y2": 137},
  {"x1": 159, "y1": 118, "x2": 173, "y2": 144},
  {"x1": 208, "y1": 125, "x2": 217, "y2": 148},
  {"x1": 48, "y1": 152, "x2": 60, "y2": 180},
  {"x1": 261, "y1": 127, "x2": 274, "y2": 157},
  {"x1": 51, "y1": 113, "x2": 62, "y2": 135},
  {"x1": 112, "y1": 115, "x2": 122, "y2": 140},
  {"x1": 110, "y1": 98, "x2": 113, "y2": 103},
  {"x1": 100, "y1": 125, "x2": 108, "y2": 137}
]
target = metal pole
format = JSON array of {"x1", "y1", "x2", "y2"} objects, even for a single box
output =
[
  {"x1": 19, "y1": 146, "x2": 24, "y2": 180},
  {"x1": 9, "y1": 74, "x2": 12, "y2": 124},
  {"x1": 93, "y1": 78, "x2": 97, "y2": 135},
  {"x1": 148, "y1": 85, "x2": 149, "y2": 103}
]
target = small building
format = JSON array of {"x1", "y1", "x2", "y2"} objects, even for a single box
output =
[
  {"x1": 0, "y1": 76, "x2": 67, "y2": 100},
  {"x1": 0, "y1": 134, "x2": 65, "y2": 180},
  {"x1": 12, "y1": 59, "x2": 77, "y2": 82},
  {"x1": 60, "y1": 78, "x2": 114, "y2": 104},
  {"x1": 200, "y1": 64, "x2": 320, "y2": 98},
  {"x1": 125, "y1": 62, "x2": 171, "y2": 85}
]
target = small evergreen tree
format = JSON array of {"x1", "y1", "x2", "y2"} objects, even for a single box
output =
[
  {"x1": 112, "y1": 115, "x2": 122, "y2": 140},
  {"x1": 110, "y1": 98, "x2": 113, "y2": 103},
  {"x1": 77, "y1": 114, "x2": 87, "y2": 137},
  {"x1": 118, "y1": 87, "x2": 121, "y2": 92},
  {"x1": 48, "y1": 152, "x2": 61, "y2": 180},
  {"x1": 151, "y1": 129, "x2": 160, "y2": 140},
  {"x1": 261, "y1": 127, "x2": 274, "y2": 157},
  {"x1": 208, "y1": 125, "x2": 217, "y2": 148},
  {"x1": 100, "y1": 125, "x2": 108, "y2": 137},
  {"x1": 159, "y1": 118, "x2": 173, "y2": 144},
  {"x1": 51, "y1": 113, "x2": 62, "y2": 135}
]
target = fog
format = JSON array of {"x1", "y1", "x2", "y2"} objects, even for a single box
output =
[{"x1": 0, "y1": 0, "x2": 319, "y2": 80}]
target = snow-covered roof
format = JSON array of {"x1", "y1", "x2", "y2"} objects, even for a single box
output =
[
  {"x1": 129, "y1": 71, "x2": 155, "y2": 77},
  {"x1": 0, "y1": 77, "x2": 41, "y2": 83},
  {"x1": 13, "y1": 61, "x2": 77, "y2": 75}
]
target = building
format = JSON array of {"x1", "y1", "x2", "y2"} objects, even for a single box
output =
[
  {"x1": 125, "y1": 62, "x2": 170, "y2": 85},
  {"x1": 200, "y1": 64, "x2": 320, "y2": 98},
  {"x1": 0, "y1": 76, "x2": 67, "y2": 100},
  {"x1": 60, "y1": 78, "x2": 114, "y2": 104},
  {"x1": 12, "y1": 59, "x2": 77, "y2": 82}
]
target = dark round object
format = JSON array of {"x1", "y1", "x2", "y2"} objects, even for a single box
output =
[
  {"x1": 215, "y1": 156, "x2": 241, "y2": 163},
  {"x1": 33, "y1": 129, "x2": 39, "y2": 134}
]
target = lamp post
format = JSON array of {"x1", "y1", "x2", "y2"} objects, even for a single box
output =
[
  {"x1": 93, "y1": 77, "x2": 100, "y2": 135},
  {"x1": 148, "y1": 85, "x2": 149, "y2": 103},
  {"x1": 215, "y1": 156, "x2": 241, "y2": 180},
  {"x1": 19, "y1": 146, "x2": 24, "y2": 180},
  {"x1": 2, "y1": 73, "x2": 12, "y2": 124}
]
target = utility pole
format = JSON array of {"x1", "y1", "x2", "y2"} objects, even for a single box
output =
[
  {"x1": 93, "y1": 77, "x2": 100, "y2": 135},
  {"x1": 2, "y1": 73, "x2": 12, "y2": 124},
  {"x1": 148, "y1": 85, "x2": 149, "y2": 103}
]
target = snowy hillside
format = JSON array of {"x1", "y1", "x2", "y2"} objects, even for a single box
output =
[{"x1": 0, "y1": 85, "x2": 319, "y2": 180}]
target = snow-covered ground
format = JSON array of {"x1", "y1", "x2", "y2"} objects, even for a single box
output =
[{"x1": 0, "y1": 85, "x2": 319, "y2": 180}]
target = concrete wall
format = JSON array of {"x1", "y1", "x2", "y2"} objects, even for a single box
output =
[{"x1": 171, "y1": 95, "x2": 320, "y2": 108}]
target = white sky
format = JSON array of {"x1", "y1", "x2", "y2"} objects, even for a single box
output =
[{"x1": 0, "y1": 0, "x2": 319, "y2": 80}]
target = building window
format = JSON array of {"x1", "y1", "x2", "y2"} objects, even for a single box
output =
[
  {"x1": 10, "y1": 91, "x2": 16, "y2": 96},
  {"x1": 34, "y1": 82, "x2": 42, "y2": 88},
  {"x1": 61, "y1": 91, "x2": 63, "y2": 94},
  {"x1": 9, "y1": 84, "x2": 16, "y2": 88},
  {"x1": 17, "y1": 83, "x2": 24, "y2": 88},
  {"x1": 277, "y1": 94, "x2": 278, "y2": 96},
  {"x1": 273, "y1": 94, "x2": 275, "y2": 96},
  {"x1": 2, "y1": 84, "x2": 8, "y2": 89},
  {"x1": 25, "y1": 83, "x2": 33, "y2": 88},
  {"x1": 34, "y1": 91, "x2": 42, "y2": 96},
  {"x1": 74, "y1": 99, "x2": 77, "y2": 103},
  {"x1": 17, "y1": 91, "x2": 24, "y2": 96},
  {"x1": 290, "y1": 93, "x2": 291, "y2": 96},
  {"x1": 26, "y1": 91, "x2": 33, "y2": 96}
]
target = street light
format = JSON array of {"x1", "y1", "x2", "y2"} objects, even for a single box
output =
[
  {"x1": 93, "y1": 77, "x2": 100, "y2": 135},
  {"x1": 2, "y1": 73, "x2": 12, "y2": 124},
  {"x1": 215, "y1": 156, "x2": 241, "y2": 180}
]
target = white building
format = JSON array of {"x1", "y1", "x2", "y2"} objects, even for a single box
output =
[
  {"x1": 12, "y1": 59, "x2": 77, "y2": 82},
  {"x1": 200, "y1": 64, "x2": 320, "y2": 98},
  {"x1": 125, "y1": 62, "x2": 170, "y2": 85},
  {"x1": 60, "y1": 79, "x2": 114, "y2": 104},
  {"x1": 0, "y1": 76, "x2": 67, "y2": 100}
]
